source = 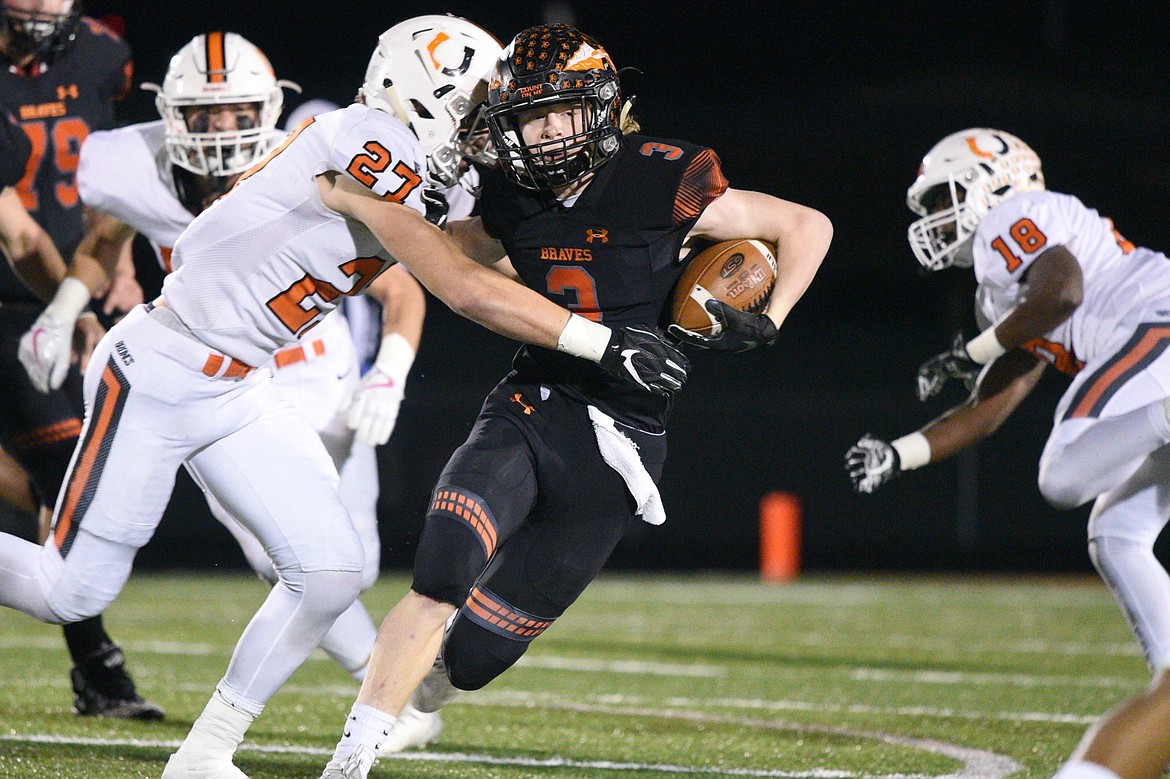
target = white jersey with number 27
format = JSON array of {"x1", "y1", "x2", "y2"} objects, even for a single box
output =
[{"x1": 162, "y1": 103, "x2": 427, "y2": 366}]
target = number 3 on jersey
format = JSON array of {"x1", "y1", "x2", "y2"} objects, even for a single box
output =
[{"x1": 546, "y1": 266, "x2": 601, "y2": 321}]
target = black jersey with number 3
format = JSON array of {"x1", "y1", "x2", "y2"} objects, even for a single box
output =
[
  {"x1": 479, "y1": 133, "x2": 728, "y2": 430},
  {"x1": 0, "y1": 16, "x2": 131, "y2": 302}
]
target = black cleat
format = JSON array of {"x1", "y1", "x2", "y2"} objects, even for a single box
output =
[{"x1": 71, "y1": 642, "x2": 165, "y2": 720}]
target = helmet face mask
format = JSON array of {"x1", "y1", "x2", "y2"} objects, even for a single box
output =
[
  {"x1": 906, "y1": 128, "x2": 1044, "y2": 271},
  {"x1": 143, "y1": 32, "x2": 299, "y2": 178},
  {"x1": 167, "y1": 100, "x2": 265, "y2": 179},
  {"x1": 486, "y1": 24, "x2": 622, "y2": 191},
  {"x1": 360, "y1": 15, "x2": 502, "y2": 189},
  {"x1": 2, "y1": 0, "x2": 82, "y2": 61},
  {"x1": 446, "y1": 94, "x2": 497, "y2": 193}
]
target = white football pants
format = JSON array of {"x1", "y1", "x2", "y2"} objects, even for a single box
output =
[
  {"x1": 192, "y1": 312, "x2": 380, "y2": 680},
  {"x1": 0, "y1": 303, "x2": 366, "y2": 715},
  {"x1": 1038, "y1": 320, "x2": 1170, "y2": 670}
]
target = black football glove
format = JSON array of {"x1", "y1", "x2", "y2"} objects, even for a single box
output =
[
  {"x1": 599, "y1": 325, "x2": 690, "y2": 396},
  {"x1": 916, "y1": 332, "x2": 981, "y2": 401},
  {"x1": 668, "y1": 299, "x2": 779, "y2": 352},
  {"x1": 844, "y1": 434, "x2": 901, "y2": 494},
  {"x1": 421, "y1": 188, "x2": 450, "y2": 229}
]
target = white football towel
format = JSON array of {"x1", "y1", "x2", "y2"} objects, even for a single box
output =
[{"x1": 587, "y1": 405, "x2": 666, "y2": 526}]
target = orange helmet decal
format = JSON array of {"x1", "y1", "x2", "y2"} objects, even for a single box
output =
[
  {"x1": 965, "y1": 134, "x2": 1005, "y2": 160},
  {"x1": 564, "y1": 43, "x2": 611, "y2": 73}
]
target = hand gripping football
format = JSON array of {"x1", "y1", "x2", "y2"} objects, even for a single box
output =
[{"x1": 670, "y1": 239, "x2": 778, "y2": 335}]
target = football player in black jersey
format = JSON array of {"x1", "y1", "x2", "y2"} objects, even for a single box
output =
[
  {"x1": 0, "y1": 2, "x2": 161, "y2": 720},
  {"x1": 319, "y1": 24, "x2": 832, "y2": 777},
  {"x1": 0, "y1": 110, "x2": 66, "y2": 511}
]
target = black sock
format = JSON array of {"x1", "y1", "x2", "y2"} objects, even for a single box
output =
[{"x1": 62, "y1": 615, "x2": 113, "y2": 666}]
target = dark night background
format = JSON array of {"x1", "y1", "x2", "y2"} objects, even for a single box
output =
[{"x1": 35, "y1": 1, "x2": 1170, "y2": 573}]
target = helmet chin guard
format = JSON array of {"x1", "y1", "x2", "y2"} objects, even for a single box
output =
[{"x1": 906, "y1": 128, "x2": 1044, "y2": 271}]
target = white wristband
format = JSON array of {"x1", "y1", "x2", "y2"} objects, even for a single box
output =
[
  {"x1": 556, "y1": 314, "x2": 611, "y2": 363},
  {"x1": 891, "y1": 432, "x2": 931, "y2": 471},
  {"x1": 373, "y1": 333, "x2": 415, "y2": 384},
  {"x1": 964, "y1": 327, "x2": 1006, "y2": 365},
  {"x1": 46, "y1": 276, "x2": 91, "y2": 322}
]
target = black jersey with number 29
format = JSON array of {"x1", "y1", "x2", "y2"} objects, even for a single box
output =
[{"x1": 0, "y1": 17, "x2": 131, "y2": 301}]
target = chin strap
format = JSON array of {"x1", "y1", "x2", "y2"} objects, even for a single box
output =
[{"x1": 172, "y1": 166, "x2": 233, "y2": 215}]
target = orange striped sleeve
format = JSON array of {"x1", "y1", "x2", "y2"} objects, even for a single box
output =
[{"x1": 673, "y1": 149, "x2": 729, "y2": 226}]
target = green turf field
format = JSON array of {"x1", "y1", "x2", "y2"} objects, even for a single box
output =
[{"x1": 0, "y1": 572, "x2": 1146, "y2": 778}]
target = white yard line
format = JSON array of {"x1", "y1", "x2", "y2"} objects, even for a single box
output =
[
  {"x1": 472, "y1": 690, "x2": 1100, "y2": 727},
  {"x1": 850, "y1": 668, "x2": 1138, "y2": 689},
  {"x1": 787, "y1": 633, "x2": 1139, "y2": 658},
  {"x1": 514, "y1": 654, "x2": 726, "y2": 677},
  {"x1": 0, "y1": 633, "x2": 1139, "y2": 659},
  {"x1": 1, "y1": 701, "x2": 1022, "y2": 779}
]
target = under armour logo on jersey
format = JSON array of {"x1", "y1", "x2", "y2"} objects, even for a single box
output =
[
  {"x1": 585, "y1": 228, "x2": 608, "y2": 244},
  {"x1": 510, "y1": 393, "x2": 534, "y2": 415},
  {"x1": 57, "y1": 84, "x2": 79, "y2": 100}
]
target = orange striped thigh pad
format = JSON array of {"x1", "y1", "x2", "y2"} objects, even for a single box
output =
[{"x1": 429, "y1": 487, "x2": 499, "y2": 558}]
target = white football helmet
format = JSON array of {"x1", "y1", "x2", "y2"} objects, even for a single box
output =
[
  {"x1": 360, "y1": 15, "x2": 501, "y2": 189},
  {"x1": 906, "y1": 128, "x2": 1044, "y2": 271},
  {"x1": 142, "y1": 32, "x2": 300, "y2": 177}
]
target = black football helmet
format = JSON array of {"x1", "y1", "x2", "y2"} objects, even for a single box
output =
[
  {"x1": 484, "y1": 24, "x2": 622, "y2": 190},
  {"x1": 1, "y1": 0, "x2": 83, "y2": 61}
]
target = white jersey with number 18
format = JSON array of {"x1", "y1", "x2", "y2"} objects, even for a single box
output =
[{"x1": 973, "y1": 190, "x2": 1170, "y2": 374}]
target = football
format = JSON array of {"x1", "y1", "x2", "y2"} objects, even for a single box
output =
[{"x1": 670, "y1": 239, "x2": 778, "y2": 335}]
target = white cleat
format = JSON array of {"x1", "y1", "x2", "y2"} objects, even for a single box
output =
[
  {"x1": 376, "y1": 704, "x2": 442, "y2": 754},
  {"x1": 161, "y1": 750, "x2": 250, "y2": 779},
  {"x1": 319, "y1": 745, "x2": 377, "y2": 779}
]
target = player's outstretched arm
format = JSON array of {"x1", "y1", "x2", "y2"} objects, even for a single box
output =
[
  {"x1": 321, "y1": 174, "x2": 688, "y2": 395},
  {"x1": 846, "y1": 349, "x2": 1046, "y2": 493}
]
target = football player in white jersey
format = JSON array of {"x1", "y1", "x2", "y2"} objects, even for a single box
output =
[
  {"x1": 0, "y1": 13, "x2": 687, "y2": 779},
  {"x1": 845, "y1": 128, "x2": 1170, "y2": 673},
  {"x1": 17, "y1": 32, "x2": 445, "y2": 751}
]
